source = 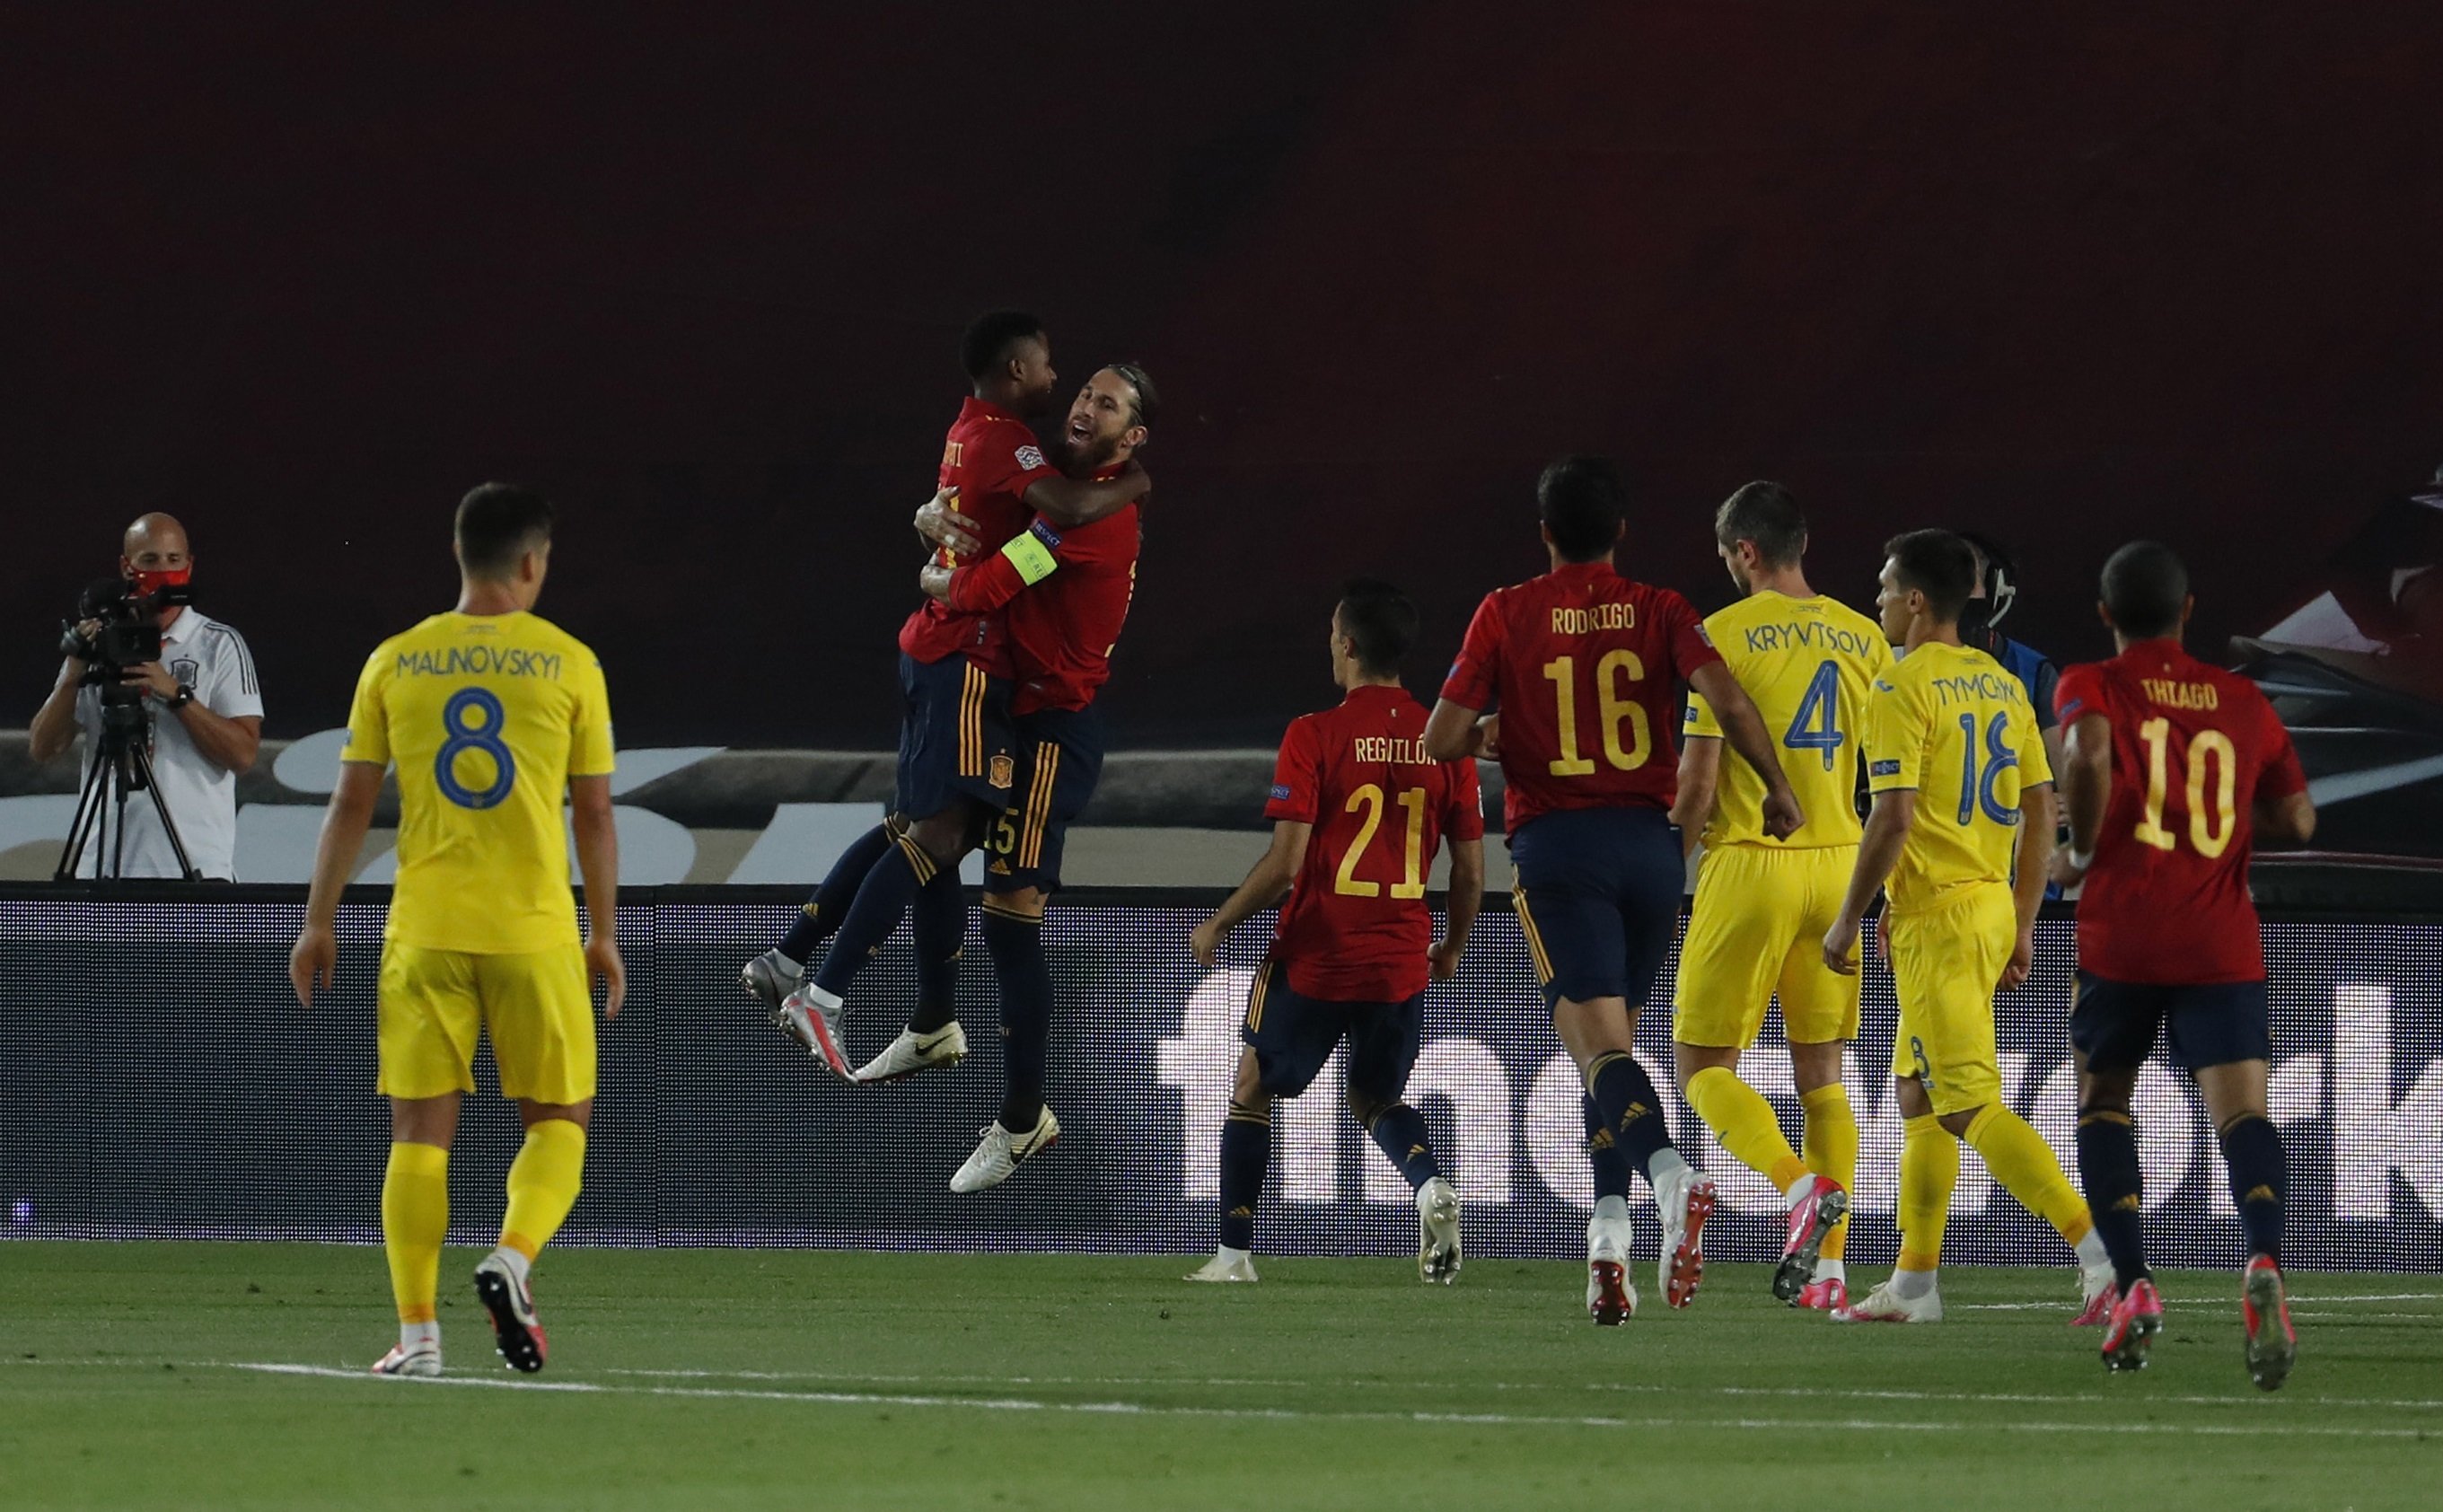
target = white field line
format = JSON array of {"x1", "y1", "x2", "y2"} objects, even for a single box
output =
[{"x1": 219, "y1": 1362, "x2": 2443, "y2": 1437}]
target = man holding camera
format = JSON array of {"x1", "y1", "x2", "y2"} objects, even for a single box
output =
[{"x1": 28, "y1": 513, "x2": 263, "y2": 880}]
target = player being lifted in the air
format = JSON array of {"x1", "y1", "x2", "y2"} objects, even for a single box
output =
[
  {"x1": 1187, "y1": 581, "x2": 1482, "y2": 1284},
  {"x1": 290, "y1": 484, "x2": 623, "y2": 1377},
  {"x1": 857, "y1": 361, "x2": 1160, "y2": 1193},
  {"x1": 1823, "y1": 529, "x2": 2114, "y2": 1324},
  {"x1": 1424, "y1": 457, "x2": 1802, "y2": 1323},
  {"x1": 739, "y1": 312, "x2": 1145, "y2": 1077},
  {"x1": 2047, "y1": 541, "x2": 2315, "y2": 1385},
  {"x1": 1668, "y1": 482, "x2": 1889, "y2": 1311}
]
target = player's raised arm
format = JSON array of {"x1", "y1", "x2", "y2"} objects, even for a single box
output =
[
  {"x1": 1684, "y1": 661, "x2": 1804, "y2": 840},
  {"x1": 1191, "y1": 820, "x2": 1313, "y2": 968},
  {"x1": 1024, "y1": 458, "x2": 1147, "y2": 529},
  {"x1": 290, "y1": 759, "x2": 384, "y2": 1006}
]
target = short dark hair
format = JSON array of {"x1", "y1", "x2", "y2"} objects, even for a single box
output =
[
  {"x1": 1336, "y1": 577, "x2": 1419, "y2": 678},
  {"x1": 2100, "y1": 540, "x2": 2190, "y2": 640},
  {"x1": 1883, "y1": 529, "x2": 1978, "y2": 624},
  {"x1": 456, "y1": 483, "x2": 554, "y2": 578},
  {"x1": 962, "y1": 310, "x2": 1045, "y2": 382},
  {"x1": 1538, "y1": 455, "x2": 1627, "y2": 562},
  {"x1": 1104, "y1": 362, "x2": 1160, "y2": 429},
  {"x1": 1715, "y1": 480, "x2": 1807, "y2": 567}
]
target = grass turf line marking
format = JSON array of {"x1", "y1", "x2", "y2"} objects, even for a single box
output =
[{"x1": 220, "y1": 1363, "x2": 2443, "y2": 1438}]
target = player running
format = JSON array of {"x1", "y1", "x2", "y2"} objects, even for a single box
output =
[
  {"x1": 1822, "y1": 530, "x2": 2114, "y2": 1324},
  {"x1": 1185, "y1": 581, "x2": 1483, "y2": 1285},
  {"x1": 1424, "y1": 457, "x2": 1802, "y2": 1323},
  {"x1": 739, "y1": 312, "x2": 1146, "y2": 1076},
  {"x1": 1668, "y1": 482, "x2": 1888, "y2": 1311},
  {"x1": 289, "y1": 484, "x2": 623, "y2": 1378},
  {"x1": 852, "y1": 362, "x2": 1161, "y2": 1193},
  {"x1": 2047, "y1": 541, "x2": 2316, "y2": 1385}
]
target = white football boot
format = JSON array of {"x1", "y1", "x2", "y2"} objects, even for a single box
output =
[
  {"x1": 1586, "y1": 1209, "x2": 1639, "y2": 1324},
  {"x1": 1833, "y1": 1273, "x2": 1945, "y2": 1323},
  {"x1": 1185, "y1": 1248, "x2": 1261, "y2": 1283},
  {"x1": 775, "y1": 981, "x2": 852, "y2": 1077},
  {"x1": 1416, "y1": 1177, "x2": 1463, "y2": 1285},
  {"x1": 949, "y1": 1106, "x2": 1061, "y2": 1193},
  {"x1": 369, "y1": 1340, "x2": 442, "y2": 1378},
  {"x1": 850, "y1": 1023, "x2": 970, "y2": 1084},
  {"x1": 1654, "y1": 1165, "x2": 1719, "y2": 1309}
]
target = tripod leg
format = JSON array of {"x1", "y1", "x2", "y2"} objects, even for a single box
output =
[
  {"x1": 53, "y1": 757, "x2": 112, "y2": 880},
  {"x1": 131, "y1": 744, "x2": 201, "y2": 881}
]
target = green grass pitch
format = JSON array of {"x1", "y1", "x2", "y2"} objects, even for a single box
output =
[{"x1": 3, "y1": 1242, "x2": 2439, "y2": 1510}]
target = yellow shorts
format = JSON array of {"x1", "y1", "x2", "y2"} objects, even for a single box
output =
[
  {"x1": 1673, "y1": 843, "x2": 1861, "y2": 1049},
  {"x1": 1887, "y1": 883, "x2": 2014, "y2": 1116},
  {"x1": 377, "y1": 942, "x2": 596, "y2": 1104}
]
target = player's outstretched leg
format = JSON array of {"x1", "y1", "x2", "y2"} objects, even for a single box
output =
[
  {"x1": 743, "y1": 820, "x2": 899, "y2": 1011},
  {"x1": 783, "y1": 820, "x2": 964, "y2": 1076},
  {"x1": 473, "y1": 1113, "x2": 585, "y2": 1375},
  {"x1": 1957, "y1": 1103, "x2": 2115, "y2": 1321},
  {"x1": 1681, "y1": 1062, "x2": 1843, "y2": 1303},
  {"x1": 373, "y1": 1138, "x2": 450, "y2": 1377},
  {"x1": 1797, "y1": 1082, "x2": 1859, "y2": 1310},
  {"x1": 851, "y1": 870, "x2": 971, "y2": 1083},
  {"x1": 1188, "y1": 1098, "x2": 1269, "y2": 1282}
]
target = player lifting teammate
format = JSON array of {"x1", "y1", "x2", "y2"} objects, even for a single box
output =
[
  {"x1": 1425, "y1": 458, "x2": 1802, "y2": 1323},
  {"x1": 1187, "y1": 581, "x2": 1482, "y2": 1284},
  {"x1": 2048, "y1": 541, "x2": 2315, "y2": 1384},
  {"x1": 1669, "y1": 483, "x2": 1889, "y2": 1310},
  {"x1": 291, "y1": 484, "x2": 623, "y2": 1376},
  {"x1": 1823, "y1": 530, "x2": 2114, "y2": 1323},
  {"x1": 739, "y1": 312, "x2": 1146, "y2": 1077},
  {"x1": 855, "y1": 361, "x2": 1160, "y2": 1192}
]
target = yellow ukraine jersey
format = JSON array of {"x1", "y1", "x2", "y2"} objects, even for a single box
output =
[
  {"x1": 1863, "y1": 640, "x2": 2051, "y2": 913},
  {"x1": 343, "y1": 611, "x2": 615, "y2": 954},
  {"x1": 1684, "y1": 593, "x2": 1891, "y2": 849}
]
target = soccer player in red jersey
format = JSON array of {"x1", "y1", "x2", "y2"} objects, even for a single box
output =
[
  {"x1": 1423, "y1": 456, "x2": 1802, "y2": 1323},
  {"x1": 850, "y1": 363, "x2": 1160, "y2": 1195},
  {"x1": 740, "y1": 312, "x2": 1147, "y2": 1077},
  {"x1": 1185, "y1": 581, "x2": 1484, "y2": 1284},
  {"x1": 2049, "y1": 541, "x2": 2316, "y2": 1385}
]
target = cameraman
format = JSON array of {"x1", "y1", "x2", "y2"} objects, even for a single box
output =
[{"x1": 28, "y1": 513, "x2": 263, "y2": 879}]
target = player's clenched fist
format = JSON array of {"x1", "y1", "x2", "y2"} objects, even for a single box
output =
[
  {"x1": 1189, "y1": 918, "x2": 1226, "y2": 970},
  {"x1": 1428, "y1": 937, "x2": 1463, "y2": 983},
  {"x1": 1761, "y1": 787, "x2": 1806, "y2": 840}
]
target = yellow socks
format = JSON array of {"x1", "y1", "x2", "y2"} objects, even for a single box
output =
[
  {"x1": 1896, "y1": 1112, "x2": 1957, "y2": 1272},
  {"x1": 1800, "y1": 1083, "x2": 1859, "y2": 1261},
  {"x1": 382, "y1": 1142, "x2": 450, "y2": 1324},
  {"x1": 500, "y1": 1119, "x2": 588, "y2": 1261},
  {"x1": 1962, "y1": 1103, "x2": 2093, "y2": 1247},
  {"x1": 1683, "y1": 1066, "x2": 1808, "y2": 1192}
]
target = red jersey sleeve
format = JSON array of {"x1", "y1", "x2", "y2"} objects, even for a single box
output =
[
  {"x1": 1263, "y1": 717, "x2": 1324, "y2": 824},
  {"x1": 1440, "y1": 593, "x2": 1506, "y2": 711},
  {"x1": 1656, "y1": 589, "x2": 1725, "y2": 681},
  {"x1": 944, "y1": 552, "x2": 1024, "y2": 614},
  {"x1": 962, "y1": 422, "x2": 1063, "y2": 503},
  {"x1": 2053, "y1": 663, "x2": 2106, "y2": 725},
  {"x1": 2256, "y1": 696, "x2": 2307, "y2": 798},
  {"x1": 1443, "y1": 760, "x2": 1486, "y2": 842}
]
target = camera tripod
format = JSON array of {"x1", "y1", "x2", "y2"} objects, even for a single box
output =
[{"x1": 54, "y1": 685, "x2": 200, "y2": 881}]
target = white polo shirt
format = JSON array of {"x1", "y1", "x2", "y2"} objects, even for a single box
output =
[{"x1": 72, "y1": 607, "x2": 264, "y2": 880}]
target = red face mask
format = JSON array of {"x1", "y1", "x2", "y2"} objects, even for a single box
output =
[{"x1": 130, "y1": 566, "x2": 192, "y2": 597}]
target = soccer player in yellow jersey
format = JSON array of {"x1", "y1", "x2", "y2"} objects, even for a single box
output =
[
  {"x1": 1670, "y1": 483, "x2": 1890, "y2": 1311},
  {"x1": 1821, "y1": 529, "x2": 2113, "y2": 1323},
  {"x1": 289, "y1": 484, "x2": 622, "y2": 1378}
]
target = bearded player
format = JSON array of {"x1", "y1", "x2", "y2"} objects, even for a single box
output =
[
  {"x1": 1669, "y1": 482, "x2": 1889, "y2": 1311},
  {"x1": 1186, "y1": 581, "x2": 1482, "y2": 1285},
  {"x1": 738, "y1": 312, "x2": 1146, "y2": 1076},
  {"x1": 1424, "y1": 457, "x2": 1803, "y2": 1323},
  {"x1": 2048, "y1": 541, "x2": 2315, "y2": 1385},
  {"x1": 850, "y1": 363, "x2": 1161, "y2": 1193},
  {"x1": 1822, "y1": 529, "x2": 2114, "y2": 1324}
]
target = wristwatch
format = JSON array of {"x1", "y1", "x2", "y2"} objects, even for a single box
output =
[{"x1": 167, "y1": 683, "x2": 196, "y2": 710}]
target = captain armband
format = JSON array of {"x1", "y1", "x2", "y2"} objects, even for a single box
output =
[{"x1": 1001, "y1": 530, "x2": 1060, "y2": 585}]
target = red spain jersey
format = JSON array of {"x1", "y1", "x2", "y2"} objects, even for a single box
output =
[
  {"x1": 1441, "y1": 560, "x2": 1722, "y2": 832},
  {"x1": 898, "y1": 397, "x2": 1062, "y2": 676},
  {"x1": 939, "y1": 468, "x2": 1141, "y2": 715},
  {"x1": 1265, "y1": 684, "x2": 1486, "y2": 1001},
  {"x1": 2055, "y1": 641, "x2": 2307, "y2": 983}
]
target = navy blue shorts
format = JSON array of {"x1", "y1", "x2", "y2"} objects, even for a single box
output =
[
  {"x1": 1507, "y1": 805, "x2": 1684, "y2": 1013},
  {"x1": 1240, "y1": 956, "x2": 1423, "y2": 1104},
  {"x1": 984, "y1": 705, "x2": 1105, "y2": 896},
  {"x1": 2070, "y1": 972, "x2": 2272, "y2": 1074},
  {"x1": 893, "y1": 652, "x2": 1019, "y2": 820}
]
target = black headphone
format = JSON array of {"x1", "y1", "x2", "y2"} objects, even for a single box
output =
[{"x1": 1960, "y1": 532, "x2": 2018, "y2": 630}]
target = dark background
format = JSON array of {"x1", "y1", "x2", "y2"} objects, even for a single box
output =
[{"x1": 7, "y1": 4, "x2": 2438, "y2": 749}]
